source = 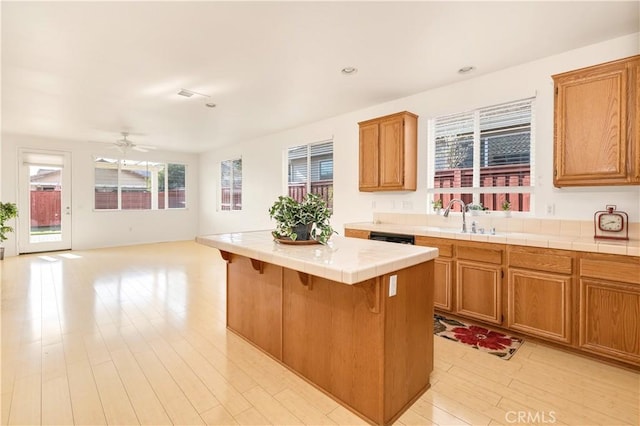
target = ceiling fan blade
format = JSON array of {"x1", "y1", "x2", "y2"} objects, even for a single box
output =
[
  {"x1": 137, "y1": 145, "x2": 156, "y2": 150},
  {"x1": 132, "y1": 146, "x2": 149, "y2": 152}
]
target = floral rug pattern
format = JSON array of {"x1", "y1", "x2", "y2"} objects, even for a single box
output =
[{"x1": 434, "y1": 314, "x2": 523, "y2": 360}]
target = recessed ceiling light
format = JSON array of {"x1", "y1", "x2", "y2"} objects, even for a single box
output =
[
  {"x1": 341, "y1": 66, "x2": 358, "y2": 75},
  {"x1": 458, "y1": 66, "x2": 475, "y2": 74}
]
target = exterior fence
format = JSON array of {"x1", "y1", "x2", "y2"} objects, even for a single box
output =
[
  {"x1": 94, "y1": 190, "x2": 186, "y2": 210},
  {"x1": 434, "y1": 165, "x2": 530, "y2": 212},
  {"x1": 31, "y1": 190, "x2": 61, "y2": 228},
  {"x1": 288, "y1": 181, "x2": 333, "y2": 209},
  {"x1": 31, "y1": 190, "x2": 186, "y2": 227},
  {"x1": 220, "y1": 189, "x2": 242, "y2": 211}
]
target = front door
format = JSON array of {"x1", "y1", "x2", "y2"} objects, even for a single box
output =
[{"x1": 18, "y1": 150, "x2": 72, "y2": 253}]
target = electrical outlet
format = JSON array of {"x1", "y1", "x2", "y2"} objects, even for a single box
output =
[
  {"x1": 389, "y1": 275, "x2": 397, "y2": 297},
  {"x1": 546, "y1": 204, "x2": 555, "y2": 215}
]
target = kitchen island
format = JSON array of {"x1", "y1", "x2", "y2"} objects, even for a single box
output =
[{"x1": 197, "y1": 230, "x2": 438, "y2": 425}]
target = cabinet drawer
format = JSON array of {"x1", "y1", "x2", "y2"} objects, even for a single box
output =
[
  {"x1": 344, "y1": 228, "x2": 370, "y2": 240},
  {"x1": 580, "y1": 257, "x2": 640, "y2": 285},
  {"x1": 508, "y1": 246, "x2": 573, "y2": 274},
  {"x1": 457, "y1": 242, "x2": 503, "y2": 265},
  {"x1": 415, "y1": 236, "x2": 453, "y2": 257}
]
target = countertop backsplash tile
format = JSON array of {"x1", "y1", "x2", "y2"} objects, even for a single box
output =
[{"x1": 358, "y1": 212, "x2": 640, "y2": 256}]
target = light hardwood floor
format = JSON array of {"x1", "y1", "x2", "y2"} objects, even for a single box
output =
[{"x1": 1, "y1": 241, "x2": 638, "y2": 426}]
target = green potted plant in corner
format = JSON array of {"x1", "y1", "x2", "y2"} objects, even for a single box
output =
[
  {"x1": 269, "y1": 193, "x2": 334, "y2": 244},
  {"x1": 0, "y1": 202, "x2": 19, "y2": 260}
]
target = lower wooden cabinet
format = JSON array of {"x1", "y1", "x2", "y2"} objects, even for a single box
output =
[
  {"x1": 507, "y1": 269, "x2": 572, "y2": 343},
  {"x1": 454, "y1": 241, "x2": 504, "y2": 325},
  {"x1": 456, "y1": 260, "x2": 503, "y2": 324},
  {"x1": 433, "y1": 259, "x2": 453, "y2": 311},
  {"x1": 578, "y1": 254, "x2": 640, "y2": 366},
  {"x1": 416, "y1": 236, "x2": 454, "y2": 312},
  {"x1": 507, "y1": 246, "x2": 574, "y2": 344},
  {"x1": 347, "y1": 227, "x2": 640, "y2": 367}
]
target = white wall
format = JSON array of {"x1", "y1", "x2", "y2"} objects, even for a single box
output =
[
  {"x1": 1, "y1": 133, "x2": 199, "y2": 257},
  {"x1": 199, "y1": 33, "x2": 640, "y2": 237}
]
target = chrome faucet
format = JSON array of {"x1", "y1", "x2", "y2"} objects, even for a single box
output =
[{"x1": 443, "y1": 198, "x2": 468, "y2": 233}]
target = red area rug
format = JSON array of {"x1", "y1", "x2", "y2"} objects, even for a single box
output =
[{"x1": 434, "y1": 314, "x2": 523, "y2": 360}]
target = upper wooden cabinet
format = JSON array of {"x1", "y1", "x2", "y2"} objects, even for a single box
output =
[
  {"x1": 358, "y1": 111, "x2": 418, "y2": 191},
  {"x1": 553, "y1": 55, "x2": 640, "y2": 187}
]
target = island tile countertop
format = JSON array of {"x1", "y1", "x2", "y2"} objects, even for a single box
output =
[
  {"x1": 196, "y1": 230, "x2": 438, "y2": 284},
  {"x1": 345, "y1": 222, "x2": 640, "y2": 257}
]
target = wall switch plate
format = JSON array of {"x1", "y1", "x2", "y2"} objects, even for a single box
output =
[{"x1": 389, "y1": 275, "x2": 397, "y2": 297}]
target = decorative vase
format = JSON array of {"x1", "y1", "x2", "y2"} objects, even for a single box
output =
[
  {"x1": 293, "y1": 223, "x2": 313, "y2": 240},
  {"x1": 503, "y1": 210, "x2": 511, "y2": 218}
]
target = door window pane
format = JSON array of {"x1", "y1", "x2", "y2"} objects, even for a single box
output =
[{"x1": 29, "y1": 166, "x2": 62, "y2": 242}]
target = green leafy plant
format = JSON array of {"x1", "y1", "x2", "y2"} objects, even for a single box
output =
[
  {"x1": 501, "y1": 200, "x2": 511, "y2": 211},
  {"x1": 0, "y1": 202, "x2": 19, "y2": 243},
  {"x1": 432, "y1": 199, "x2": 443, "y2": 210},
  {"x1": 467, "y1": 203, "x2": 486, "y2": 211},
  {"x1": 268, "y1": 194, "x2": 334, "y2": 244}
]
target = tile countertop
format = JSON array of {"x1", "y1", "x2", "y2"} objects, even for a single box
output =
[
  {"x1": 344, "y1": 222, "x2": 640, "y2": 257},
  {"x1": 196, "y1": 230, "x2": 439, "y2": 285}
]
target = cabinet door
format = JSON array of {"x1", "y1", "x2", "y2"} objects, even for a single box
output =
[
  {"x1": 508, "y1": 269, "x2": 572, "y2": 344},
  {"x1": 456, "y1": 260, "x2": 502, "y2": 324},
  {"x1": 434, "y1": 258, "x2": 453, "y2": 312},
  {"x1": 553, "y1": 58, "x2": 633, "y2": 186},
  {"x1": 579, "y1": 279, "x2": 640, "y2": 366},
  {"x1": 631, "y1": 58, "x2": 640, "y2": 182},
  {"x1": 416, "y1": 236, "x2": 454, "y2": 312},
  {"x1": 378, "y1": 116, "x2": 405, "y2": 189},
  {"x1": 359, "y1": 122, "x2": 379, "y2": 190}
]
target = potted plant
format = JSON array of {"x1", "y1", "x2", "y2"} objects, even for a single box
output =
[
  {"x1": 0, "y1": 202, "x2": 18, "y2": 260},
  {"x1": 432, "y1": 198, "x2": 443, "y2": 214},
  {"x1": 501, "y1": 200, "x2": 511, "y2": 217},
  {"x1": 269, "y1": 193, "x2": 334, "y2": 244},
  {"x1": 467, "y1": 203, "x2": 486, "y2": 216}
]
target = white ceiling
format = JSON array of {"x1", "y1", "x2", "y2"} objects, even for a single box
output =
[{"x1": 2, "y1": 1, "x2": 638, "y2": 153}]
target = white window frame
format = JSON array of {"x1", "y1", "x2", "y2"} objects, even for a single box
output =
[
  {"x1": 427, "y1": 98, "x2": 535, "y2": 212},
  {"x1": 285, "y1": 139, "x2": 333, "y2": 208},
  {"x1": 93, "y1": 157, "x2": 187, "y2": 211},
  {"x1": 220, "y1": 158, "x2": 242, "y2": 211}
]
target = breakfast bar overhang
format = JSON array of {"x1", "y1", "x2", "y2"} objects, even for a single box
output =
[{"x1": 197, "y1": 231, "x2": 439, "y2": 425}]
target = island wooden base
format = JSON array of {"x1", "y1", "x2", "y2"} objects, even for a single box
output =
[{"x1": 221, "y1": 251, "x2": 434, "y2": 425}]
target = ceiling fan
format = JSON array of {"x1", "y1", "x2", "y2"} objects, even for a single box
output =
[{"x1": 112, "y1": 132, "x2": 156, "y2": 153}]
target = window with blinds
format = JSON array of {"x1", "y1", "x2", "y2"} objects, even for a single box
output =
[
  {"x1": 220, "y1": 158, "x2": 242, "y2": 211},
  {"x1": 94, "y1": 158, "x2": 186, "y2": 210},
  {"x1": 287, "y1": 140, "x2": 333, "y2": 209},
  {"x1": 431, "y1": 98, "x2": 534, "y2": 212}
]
